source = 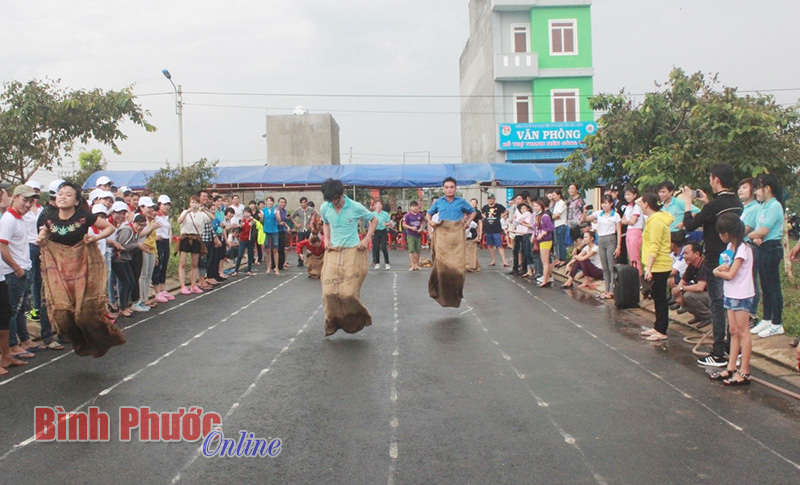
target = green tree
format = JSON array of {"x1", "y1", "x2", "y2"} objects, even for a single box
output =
[
  {"x1": 0, "y1": 78, "x2": 155, "y2": 184},
  {"x1": 67, "y1": 149, "x2": 107, "y2": 188},
  {"x1": 557, "y1": 68, "x2": 800, "y2": 192},
  {"x1": 145, "y1": 159, "x2": 218, "y2": 211}
]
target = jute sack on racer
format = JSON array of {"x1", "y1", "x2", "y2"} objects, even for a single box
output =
[
  {"x1": 428, "y1": 220, "x2": 467, "y2": 308},
  {"x1": 321, "y1": 247, "x2": 371, "y2": 336},
  {"x1": 40, "y1": 240, "x2": 126, "y2": 357}
]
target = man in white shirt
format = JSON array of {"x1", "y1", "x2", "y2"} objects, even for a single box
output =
[
  {"x1": 229, "y1": 194, "x2": 244, "y2": 226},
  {"x1": 551, "y1": 189, "x2": 569, "y2": 266},
  {"x1": 0, "y1": 185, "x2": 39, "y2": 359}
]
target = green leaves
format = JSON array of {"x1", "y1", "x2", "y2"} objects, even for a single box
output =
[
  {"x1": 145, "y1": 159, "x2": 218, "y2": 211},
  {"x1": 560, "y1": 68, "x2": 800, "y2": 193},
  {"x1": 0, "y1": 78, "x2": 155, "y2": 184}
]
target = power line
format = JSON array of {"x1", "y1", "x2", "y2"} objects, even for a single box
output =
[{"x1": 133, "y1": 87, "x2": 800, "y2": 98}]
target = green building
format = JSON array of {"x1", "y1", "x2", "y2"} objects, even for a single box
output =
[{"x1": 460, "y1": 0, "x2": 596, "y2": 179}]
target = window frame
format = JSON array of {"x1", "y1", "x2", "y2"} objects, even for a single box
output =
[
  {"x1": 551, "y1": 89, "x2": 579, "y2": 123},
  {"x1": 514, "y1": 94, "x2": 533, "y2": 124},
  {"x1": 511, "y1": 23, "x2": 530, "y2": 54},
  {"x1": 548, "y1": 19, "x2": 578, "y2": 56}
]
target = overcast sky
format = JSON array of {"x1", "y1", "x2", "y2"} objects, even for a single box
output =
[{"x1": 3, "y1": 0, "x2": 799, "y2": 184}]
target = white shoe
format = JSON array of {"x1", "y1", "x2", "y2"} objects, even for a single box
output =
[
  {"x1": 757, "y1": 324, "x2": 784, "y2": 338},
  {"x1": 385, "y1": 264, "x2": 391, "y2": 270},
  {"x1": 750, "y1": 320, "x2": 772, "y2": 334},
  {"x1": 131, "y1": 302, "x2": 150, "y2": 313},
  {"x1": 374, "y1": 264, "x2": 381, "y2": 270}
]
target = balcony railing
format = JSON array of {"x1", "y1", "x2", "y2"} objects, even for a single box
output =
[{"x1": 494, "y1": 53, "x2": 539, "y2": 81}]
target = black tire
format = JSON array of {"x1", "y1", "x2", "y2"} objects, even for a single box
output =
[{"x1": 613, "y1": 264, "x2": 640, "y2": 309}]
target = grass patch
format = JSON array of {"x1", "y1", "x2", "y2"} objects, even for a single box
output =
[{"x1": 780, "y1": 257, "x2": 799, "y2": 337}]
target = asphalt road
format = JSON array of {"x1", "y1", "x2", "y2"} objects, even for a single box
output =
[{"x1": 1, "y1": 250, "x2": 800, "y2": 484}]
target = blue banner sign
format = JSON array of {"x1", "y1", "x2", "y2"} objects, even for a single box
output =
[{"x1": 498, "y1": 121, "x2": 597, "y2": 151}]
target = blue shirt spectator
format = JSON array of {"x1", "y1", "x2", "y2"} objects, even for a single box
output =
[{"x1": 756, "y1": 197, "x2": 783, "y2": 242}]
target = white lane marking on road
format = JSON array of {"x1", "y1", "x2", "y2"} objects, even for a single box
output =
[
  {"x1": 0, "y1": 277, "x2": 251, "y2": 388},
  {"x1": 462, "y1": 297, "x2": 606, "y2": 485},
  {"x1": 501, "y1": 273, "x2": 800, "y2": 472},
  {"x1": 0, "y1": 275, "x2": 300, "y2": 463},
  {"x1": 171, "y1": 303, "x2": 321, "y2": 483},
  {"x1": 387, "y1": 272, "x2": 400, "y2": 485}
]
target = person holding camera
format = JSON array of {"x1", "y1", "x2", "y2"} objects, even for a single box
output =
[{"x1": 682, "y1": 163, "x2": 743, "y2": 367}]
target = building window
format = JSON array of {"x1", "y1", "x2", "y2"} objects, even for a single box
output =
[
  {"x1": 512, "y1": 24, "x2": 529, "y2": 53},
  {"x1": 549, "y1": 19, "x2": 577, "y2": 55},
  {"x1": 552, "y1": 90, "x2": 578, "y2": 122},
  {"x1": 515, "y1": 95, "x2": 532, "y2": 123}
]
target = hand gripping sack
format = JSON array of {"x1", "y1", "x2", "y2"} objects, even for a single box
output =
[
  {"x1": 321, "y1": 247, "x2": 371, "y2": 336},
  {"x1": 428, "y1": 220, "x2": 467, "y2": 308}
]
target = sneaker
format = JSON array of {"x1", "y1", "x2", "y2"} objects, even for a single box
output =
[
  {"x1": 750, "y1": 320, "x2": 772, "y2": 334},
  {"x1": 374, "y1": 264, "x2": 381, "y2": 270},
  {"x1": 385, "y1": 264, "x2": 391, "y2": 270},
  {"x1": 154, "y1": 293, "x2": 169, "y2": 303},
  {"x1": 676, "y1": 307, "x2": 688, "y2": 315},
  {"x1": 669, "y1": 303, "x2": 680, "y2": 311},
  {"x1": 26, "y1": 310, "x2": 40, "y2": 321},
  {"x1": 697, "y1": 354, "x2": 728, "y2": 367},
  {"x1": 164, "y1": 292, "x2": 176, "y2": 301},
  {"x1": 757, "y1": 324, "x2": 784, "y2": 338},
  {"x1": 724, "y1": 353, "x2": 742, "y2": 367},
  {"x1": 180, "y1": 286, "x2": 191, "y2": 295},
  {"x1": 190, "y1": 286, "x2": 203, "y2": 294},
  {"x1": 131, "y1": 302, "x2": 150, "y2": 313}
]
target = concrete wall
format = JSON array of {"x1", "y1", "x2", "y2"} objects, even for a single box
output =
[
  {"x1": 460, "y1": 0, "x2": 499, "y2": 164},
  {"x1": 267, "y1": 113, "x2": 340, "y2": 167}
]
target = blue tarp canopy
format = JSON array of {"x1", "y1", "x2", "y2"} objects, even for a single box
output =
[{"x1": 82, "y1": 163, "x2": 567, "y2": 190}]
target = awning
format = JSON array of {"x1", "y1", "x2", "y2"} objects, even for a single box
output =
[{"x1": 82, "y1": 163, "x2": 568, "y2": 191}]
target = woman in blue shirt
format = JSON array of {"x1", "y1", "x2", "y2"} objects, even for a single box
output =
[
  {"x1": 748, "y1": 174, "x2": 784, "y2": 338},
  {"x1": 372, "y1": 200, "x2": 391, "y2": 269}
]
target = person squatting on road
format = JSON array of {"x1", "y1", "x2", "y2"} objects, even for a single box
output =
[
  {"x1": 319, "y1": 178, "x2": 378, "y2": 336},
  {"x1": 425, "y1": 177, "x2": 476, "y2": 308}
]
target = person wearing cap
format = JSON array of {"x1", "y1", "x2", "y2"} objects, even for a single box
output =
[
  {"x1": 0, "y1": 182, "x2": 31, "y2": 375},
  {"x1": 107, "y1": 202, "x2": 139, "y2": 318},
  {"x1": 152, "y1": 195, "x2": 174, "y2": 302},
  {"x1": 95, "y1": 176, "x2": 113, "y2": 192},
  {"x1": 131, "y1": 196, "x2": 163, "y2": 311},
  {"x1": 89, "y1": 204, "x2": 110, "y2": 260},
  {"x1": 23, "y1": 181, "x2": 45, "y2": 323},
  {"x1": 1, "y1": 185, "x2": 42, "y2": 359},
  {"x1": 117, "y1": 186, "x2": 133, "y2": 209}
]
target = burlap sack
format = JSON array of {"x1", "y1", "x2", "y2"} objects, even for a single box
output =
[
  {"x1": 465, "y1": 239, "x2": 481, "y2": 273},
  {"x1": 321, "y1": 247, "x2": 371, "y2": 336},
  {"x1": 306, "y1": 252, "x2": 324, "y2": 278},
  {"x1": 428, "y1": 220, "x2": 466, "y2": 308},
  {"x1": 40, "y1": 241, "x2": 126, "y2": 357}
]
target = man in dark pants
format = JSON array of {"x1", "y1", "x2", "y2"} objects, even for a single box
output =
[
  {"x1": 276, "y1": 197, "x2": 289, "y2": 270},
  {"x1": 292, "y1": 197, "x2": 314, "y2": 267},
  {"x1": 683, "y1": 163, "x2": 743, "y2": 367},
  {"x1": 509, "y1": 193, "x2": 528, "y2": 275}
]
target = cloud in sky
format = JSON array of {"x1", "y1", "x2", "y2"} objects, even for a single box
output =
[{"x1": 2, "y1": 0, "x2": 799, "y2": 182}]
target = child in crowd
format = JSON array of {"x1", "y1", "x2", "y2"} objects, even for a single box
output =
[
  {"x1": 621, "y1": 185, "x2": 644, "y2": 274},
  {"x1": 403, "y1": 201, "x2": 424, "y2": 271},
  {"x1": 710, "y1": 213, "x2": 755, "y2": 386}
]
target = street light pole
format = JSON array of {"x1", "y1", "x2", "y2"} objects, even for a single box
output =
[{"x1": 162, "y1": 69, "x2": 184, "y2": 167}]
